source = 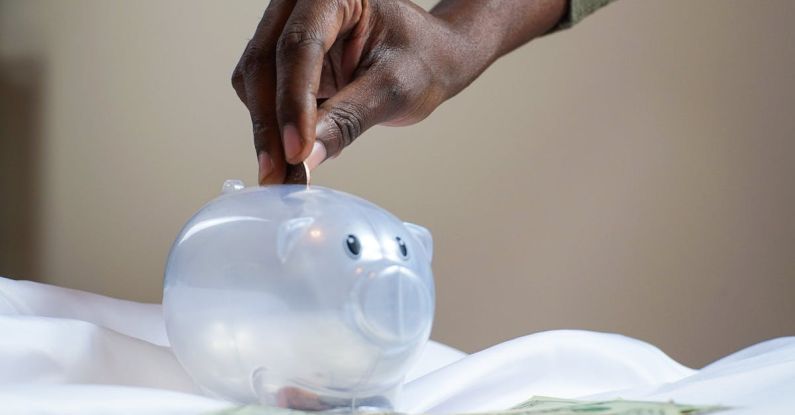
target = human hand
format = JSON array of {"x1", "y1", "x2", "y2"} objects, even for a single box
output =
[{"x1": 232, "y1": 0, "x2": 567, "y2": 184}]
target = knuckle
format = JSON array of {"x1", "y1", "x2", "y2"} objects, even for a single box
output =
[
  {"x1": 379, "y1": 67, "x2": 412, "y2": 108},
  {"x1": 385, "y1": 79, "x2": 408, "y2": 108},
  {"x1": 240, "y1": 44, "x2": 270, "y2": 77},
  {"x1": 327, "y1": 103, "x2": 365, "y2": 151},
  {"x1": 277, "y1": 23, "x2": 324, "y2": 56},
  {"x1": 375, "y1": 57, "x2": 442, "y2": 124},
  {"x1": 231, "y1": 66, "x2": 245, "y2": 91},
  {"x1": 335, "y1": 0, "x2": 359, "y2": 22}
]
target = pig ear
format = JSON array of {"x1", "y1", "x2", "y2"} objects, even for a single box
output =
[
  {"x1": 277, "y1": 217, "x2": 314, "y2": 263},
  {"x1": 404, "y1": 222, "x2": 433, "y2": 262}
]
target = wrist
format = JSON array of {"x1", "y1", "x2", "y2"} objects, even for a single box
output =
[
  {"x1": 430, "y1": 0, "x2": 567, "y2": 96},
  {"x1": 430, "y1": 4, "x2": 504, "y2": 98}
]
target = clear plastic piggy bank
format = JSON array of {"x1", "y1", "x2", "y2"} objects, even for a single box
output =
[{"x1": 163, "y1": 181, "x2": 435, "y2": 411}]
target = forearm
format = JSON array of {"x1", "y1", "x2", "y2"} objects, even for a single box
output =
[
  {"x1": 429, "y1": 0, "x2": 568, "y2": 96},
  {"x1": 432, "y1": 0, "x2": 567, "y2": 57}
]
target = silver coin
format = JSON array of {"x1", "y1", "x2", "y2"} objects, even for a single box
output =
[{"x1": 284, "y1": 162, "x2": 310, "y2": 185}]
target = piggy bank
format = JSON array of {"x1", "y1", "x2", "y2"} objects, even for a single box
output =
[{"x1": 163, "y1": 181, "x2": 435, "y2": 411}]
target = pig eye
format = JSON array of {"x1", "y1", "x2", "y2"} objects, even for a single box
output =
[
  {"x1": 345, "y1": 234, "x2": 361, "y2": 258},
  {"x1": 396, "y1": 236, "x2": 408, "y2": 259}
]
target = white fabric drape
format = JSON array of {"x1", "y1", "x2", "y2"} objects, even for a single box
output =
[{"x1": 1, "y1": 277, "x2": 792, "y2": 415}]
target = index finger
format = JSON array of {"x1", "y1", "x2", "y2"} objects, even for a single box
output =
[
  {"x1": 235, "y1": 0, "x2": 295, "y2": 184},
  {"x1": 275, "y1": 0, "x2": 363, "y2": 164}
]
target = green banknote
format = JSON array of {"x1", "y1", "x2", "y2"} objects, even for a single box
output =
[
  {"x1": 210, "y1": 396, "x2": 728, "y2": 415},
  {"x1": 505, "y1": 396, "x2": 727, "y2": 414}
]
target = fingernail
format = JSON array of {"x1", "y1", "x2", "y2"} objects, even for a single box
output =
[
  {"x1": 282, "y1": 124, "x2": 302, "y2": 161},
  {"x1": 258, "y1": 151, "x2": 273, "y2": 184},
  {"x1": 306, "y1": 141, "x2": 327, "y2": 171},
  {"x1": 314, "y1": 118, "x2": 339, "y2": 159}
]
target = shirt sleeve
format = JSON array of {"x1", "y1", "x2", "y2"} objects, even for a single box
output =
[{"x1": 555, "y1": 0, "x2": 615, "y2": 30}]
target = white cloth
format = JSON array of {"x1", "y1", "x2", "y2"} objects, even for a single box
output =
[{"x1": 1, "y1": 277, "x2": 793, "y2": 414}]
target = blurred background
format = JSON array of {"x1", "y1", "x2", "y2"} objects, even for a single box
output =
[{"x1": 1, "y1": 0, "x2": 793, "y2": 368}]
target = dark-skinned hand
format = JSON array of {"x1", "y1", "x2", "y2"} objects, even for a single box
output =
[{"x1": 232, "y1": 0, "x2": 567, "y2": 184}]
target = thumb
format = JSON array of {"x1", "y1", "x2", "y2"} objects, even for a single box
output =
[{"x1": 313, "y1": 69, "x2": 404, "y2": 163}]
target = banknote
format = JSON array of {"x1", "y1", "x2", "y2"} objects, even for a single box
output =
[
  {"x1": 210, "y1": 395, "x2": 728, "y2": 415},
  {"x1": 505, "y1": 396, "x2": 728, "y2": 414}
]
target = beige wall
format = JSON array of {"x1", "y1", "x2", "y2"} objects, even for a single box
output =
[{"x1": 1, "y1": 0, "x2": 793, "y2": 368}]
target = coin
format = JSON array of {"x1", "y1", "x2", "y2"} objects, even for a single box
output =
[{"x1": 284, "y1": 162, "x2": 310, "y2": 185}]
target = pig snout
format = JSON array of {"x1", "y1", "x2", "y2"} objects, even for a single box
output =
[{"x1": 350, "y1": 264, "x2": 433, "y2": 347}]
